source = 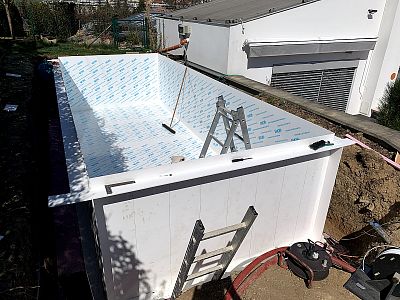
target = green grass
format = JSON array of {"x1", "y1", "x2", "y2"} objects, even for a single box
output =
[{"x1": 36, "y1": 41, "x2": 128, "y2": 58}]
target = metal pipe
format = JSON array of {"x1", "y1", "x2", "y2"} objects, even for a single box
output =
[
  {"x1": 224, "y1": 247, "x2": 288, "y2": 300},
  {"x1": 168, "y1": 66, "x2": 188, "y2": 127},
  {"x1": 158, "y1": 38, "x2": 189, "y2": 53},
  {"x1": 284, "y1": 249, "x2": 315, "y2": 288},
  {"x1": 331, "y1": 256, "x2": 356, "y2": 273}
]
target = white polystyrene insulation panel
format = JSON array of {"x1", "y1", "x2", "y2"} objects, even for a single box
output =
[
  {"x1": 157, "y1": 54, "x2": 331, "y2": 147},
  {"x1": 58, "y1": 53, "x2": 331, "y2": 179},
  {"x1": 52, "y1": 54, "x2": 354, "y2": 300},
  {"x1": 59, "y1": 54, "x2": 160, "y2": 111},
  {"x1": 95, "y1": 149, "x2": 342, "y2": 300}
]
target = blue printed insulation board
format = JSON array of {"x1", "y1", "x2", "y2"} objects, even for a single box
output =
[{"x1": 57, "y1": 54, "x2": 332, "y2": 179}]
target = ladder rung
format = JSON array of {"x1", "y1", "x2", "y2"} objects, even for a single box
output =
[
  {"x1": 219, "y1": 110, "x2": 233, "y2": 121},
  {"x1": 203, "y1": 222, "x2": 247, "y2": 240},
  {"x1": 210, "y1": 135, "x2": 224, "y2": 147},
  {"x1": 186, "y1": 265, "x2": 223, "y2": 281},
  {"x1": 193, "y1": 246, "x2": 233, "y2": 263},
  {"x1": 218, "y1": 106, "x2": 232, "y2": 116},
  {"x1": 234, "y1": 133, "x2": 244, "y2": 141}
]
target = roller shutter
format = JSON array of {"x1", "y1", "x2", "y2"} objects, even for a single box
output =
[{"x1": 271, "y1": 67, "x2": 356, "y2": 112}]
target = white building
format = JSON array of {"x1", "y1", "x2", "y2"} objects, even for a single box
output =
[{"x1": 156, "y1": 0, "x2": 400, "y2": 115}]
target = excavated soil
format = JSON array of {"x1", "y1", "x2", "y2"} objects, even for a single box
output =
[
  {"x1": 326, "y1": 145, "x2": 400, "y2": 255},
  {"x1": 261, "y1": 96, "x2": 400, "y2": 255}
]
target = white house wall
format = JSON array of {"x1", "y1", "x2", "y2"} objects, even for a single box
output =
[
  {"x1": 228, "y1": 0, "x2": 384, "y2": 73},
  {"x1": 158, "y1": 18, "x2": 230, "y2": 74},
  {"x1": 368, "y1": 0, "x2": 400, "y2": 112},
  {"x1": 346, "y1": 58, "x2": 369, "y2": 114},
  {"x1": 227, "y1": 0, "x2": 385, "y2": 115},
  {"x1": 158, "y1": 0, "x2": 400, "y2": 115}
]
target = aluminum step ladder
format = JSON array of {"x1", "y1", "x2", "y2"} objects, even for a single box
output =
[
  {"x1": 199, "y1": 95, "x2": 252, "y2": 158},
  {"x1": 170, "y1": 206, "x2": 258, "y2": 300}
]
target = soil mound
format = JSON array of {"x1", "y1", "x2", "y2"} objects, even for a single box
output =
[{"x1": 326, "y1": 145, "x2": 400, "y2": 254}]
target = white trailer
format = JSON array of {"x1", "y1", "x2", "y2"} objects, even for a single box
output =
[{"x1": 50, "y1": 53, "x2": 352, "y2": 300}]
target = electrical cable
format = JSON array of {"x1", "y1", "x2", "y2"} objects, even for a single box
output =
[
  {"x1": 317, "y1": 237, "x2": 360, "y2": 265},
  {"x1": 362, "y1": 244, "x2": 400, "y2": 271},
  {"x1": 340, "y1": 230, "x2": 378, "y2": 241},
  {"x1": 337, "y1": 253, "x2": 360, "y2": 259},
  {"x1": 326, "y1": 220, "x2": 400, "y2": 242}
]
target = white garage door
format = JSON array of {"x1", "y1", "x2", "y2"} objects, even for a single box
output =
[{"x1": 271, "y1": 67, "x2": 356, "y2": 112}]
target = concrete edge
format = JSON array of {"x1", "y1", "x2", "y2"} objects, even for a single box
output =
[{"x1": 224, "y1": 75, "x2": 400, "y2": 153}]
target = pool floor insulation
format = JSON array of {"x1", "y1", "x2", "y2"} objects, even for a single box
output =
[{"x1": 73, "y1": 100, "x2": 213, "y2": 178}]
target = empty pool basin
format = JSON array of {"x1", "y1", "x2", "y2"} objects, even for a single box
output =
[{"x1": 49, "y1": 54, "x2": 353, "y2": 300}]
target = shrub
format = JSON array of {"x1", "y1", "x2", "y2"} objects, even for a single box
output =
[
  {"x1": 377, "y1": 78, "x2": 400, "y2": 131},
  {"x1": 126, "y1": 28, "x2": 143, "y2": 48},
  {"x1": 18, "y1": 0, "x2": 77, "y2": 39}
]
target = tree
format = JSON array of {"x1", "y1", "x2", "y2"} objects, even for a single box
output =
[
  {"x1": 144, "y1": 0, "x2": 158, "y2": 50},
  {"x1": 137, "y1": 0, "x2": 145, "y2": 12},
  {"x1": 1, "y1": 0, "x2": 13, "y2": 38},
  {"x1": 377, "y1": 78, "x2": 400, "y2": 131}
]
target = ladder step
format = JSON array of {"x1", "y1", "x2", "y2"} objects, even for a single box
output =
[
  {"x1": 219, "y1": 110, "x2": 233, "y2": 121},
  {"x1": 234, "y1": 133, "x2": 244, "y2": 142},
  {"x1": 203, "y1": 222, "x2": 247, "y2": 240},
  {"x1": 186, "y1": 265, "x2": 223, "y2": 281},
  {"x1": 219, "y1": 106, "x2": 232, "y2": 116},
  {"x1": 193, "y1": 246, "x2": 233, "y2": 263},
  {"x1": 210, "y1": 135, "x2": 224, "y2": 147}
]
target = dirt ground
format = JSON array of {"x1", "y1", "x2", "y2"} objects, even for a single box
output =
[
  {"x1": 178, "y1": 267, "x2": 355, "y2": 300},
  {"x1": 0, "y1": 41, "x2": 38, "y2": 299},
  {"x1": 326, "y1": 145, "x2": 400, "y2": 255},
  {"x1": 261, "y1": 96, "x2": 400, "y2": 255},
  {"x1": 0, "y1": 39, "x2": 128, "y2": 300},
  {"x1": 242, "y1": 267, "x2": 355, "y2": 300}
]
